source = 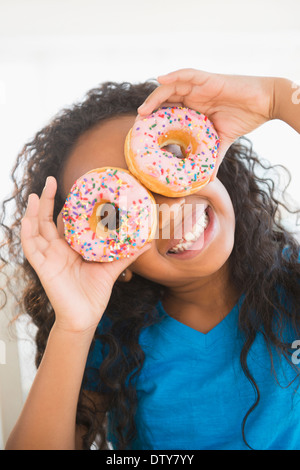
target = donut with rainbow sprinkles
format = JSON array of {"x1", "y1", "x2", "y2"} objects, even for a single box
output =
[
  {"x1": 62, "y1": 167, "x2": 157, "y2": 262},
  {"x1": 125, "y1": 107, "x2": 220, "y2": 197}
]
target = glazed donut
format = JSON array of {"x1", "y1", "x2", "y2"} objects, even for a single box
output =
[
  {"x1": 62, "y1": 167, "x2": 157, "y2": 262},
  {"x1": 125, "y1": 107, "x2": 220, "y2": 197}
]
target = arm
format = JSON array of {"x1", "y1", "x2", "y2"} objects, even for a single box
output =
[
  {"x1": 273, "y1": 78, "x2": 300, "y2": 133},
  {"x1": 6, "y1": 325, "x2": 94, "y2": 450},
  {"x1": 5, "y1": 176, "x2": 150, "y2": 450},
  {"x1": 137, "y1": 68, "x2": 300, "y2": 179}
]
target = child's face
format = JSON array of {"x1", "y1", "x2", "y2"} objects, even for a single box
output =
[{"x1": 61, "y1": 116, "x2": 235, "y2": 287}]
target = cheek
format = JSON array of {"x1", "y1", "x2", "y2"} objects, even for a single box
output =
[
  {"x1": 218, "y1": 210, "x2": 235, "y2": 250},
  {"x1": 130, "y1": 246, "x2": 163, "y2": 281},
  {"x1": 209, "y1": 180, "x2": 236, "y2": 238},
  {"x1": 201, "y1": 182, "x2": 236, "y2": 270},
  {"x1": 209, "y1": 203, "x2": 235, "y2": 268},
  {"x1": 221, "y1": 199, "x2": 235, "y2": 234}
]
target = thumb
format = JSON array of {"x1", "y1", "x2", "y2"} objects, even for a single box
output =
[{"x1": 56, "y1": 210, "x2": 65, "y2": 238}]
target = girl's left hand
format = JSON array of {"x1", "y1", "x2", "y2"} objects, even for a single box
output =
[{"x1": 137, "y1": 68, "x2": 276, "y2": 180}]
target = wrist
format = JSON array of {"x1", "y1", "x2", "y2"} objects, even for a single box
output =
[
  {"x1": 272, "y1": 77, "x2": 300, "y2": 132},
  {"x1": 50, "y1": 320, "x2": 97, "y2": 345},
  {"x1": 272, "y1": 77, "x2": 288, "y2": 120}
]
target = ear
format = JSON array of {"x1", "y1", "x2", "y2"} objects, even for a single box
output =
[{"x1": 118, "y1": 268, "x2": 133, "y2": 282}]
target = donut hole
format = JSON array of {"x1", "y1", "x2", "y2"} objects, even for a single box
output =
[
  {"x1": 95, "y1": 201, "x2": 121, "y2": 234},
  {"x1": 161, "y1": 144, "x2": 186, "y2": 159},
  {"x1": 158, "y1": 131, "x2": 198, "y2": 160}
]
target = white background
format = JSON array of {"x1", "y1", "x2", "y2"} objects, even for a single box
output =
[
  {"x1": 1, "y1": 0, "x2": 300, "y2": 208},
  {"x1": 0, "y1": 0, "x2": 299, "y2": 448}
]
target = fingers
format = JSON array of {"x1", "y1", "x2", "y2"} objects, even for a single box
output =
[
  {"x1": 21, "y1": 194, "x2": 45, "y2": 269},
  {"x1": 22, "y1": 193, "x2": 40, "y2": 237},
  {"x1": 138, "y1": 84, "x2": 179, "y2": 116},
  {"x1": 21, "y1": 177, "x2": 61, "y2": 270},
  {"x1": 134, "y1": 100, "x2": 183, "y2": 123},
  {"x1": 157, "y1": 68, "x2": 199, "y2": 84},
  {"x1": 56, "y1": 211, "x2": 65, "y2": 238},
  {"x1": 38, "y1": 176, "x2": 60, "y2": 241},
  {"x1": 137, "y1": 68, "x2": 211, "y2": 116},
  {"x1": 137, "y1": 82, "x2": 194, "y2": 117}
]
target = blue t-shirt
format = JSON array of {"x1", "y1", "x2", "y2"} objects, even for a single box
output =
[{"x1": 84, "y1": 296, "x2": 300, "y2": 450}]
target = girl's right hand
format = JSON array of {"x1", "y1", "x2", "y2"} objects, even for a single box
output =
[
  {"x1": 137, "y1": 68, "x2": 276, "y2": 180},
  {"x1": 21, "y1": 176, "x2": 151, "y2": 334}
]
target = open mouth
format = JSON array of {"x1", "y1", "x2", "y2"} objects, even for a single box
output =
[{"x1": 166, "y1": 205, "x2": 214, "y2": 258}]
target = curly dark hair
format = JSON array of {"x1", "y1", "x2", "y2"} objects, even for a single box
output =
[{"x1": 1, "y1": 80, "x2": 299, "y2": 450}]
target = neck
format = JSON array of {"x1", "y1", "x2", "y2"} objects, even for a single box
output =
[{"x1": 162, "y1": 262, "x2": 240, "y2": 334}]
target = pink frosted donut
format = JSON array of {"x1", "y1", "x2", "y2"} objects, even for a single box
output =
[
  {"x1": 125, "y1": 107, "x2": 220, "y2": 197},
  {"x1": 62, "y1": 167, "x2": 157, "y2": 262}
]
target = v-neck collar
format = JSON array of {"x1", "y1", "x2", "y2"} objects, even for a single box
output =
[{"x1": 156, "y1": 295, "x2": 245, "y2": 351}]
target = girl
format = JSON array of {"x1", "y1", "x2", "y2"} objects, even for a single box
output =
[{"x1": 2, "y1": 69, "x2": 300, "y2": 450}]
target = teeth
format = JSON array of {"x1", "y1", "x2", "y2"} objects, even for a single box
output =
[
  {"x1": 169, "y1": 211, "x2": 209, "y2": 253},
  {"x1": 184, "y1": 231, "x2": 197, "y2": 242}
]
